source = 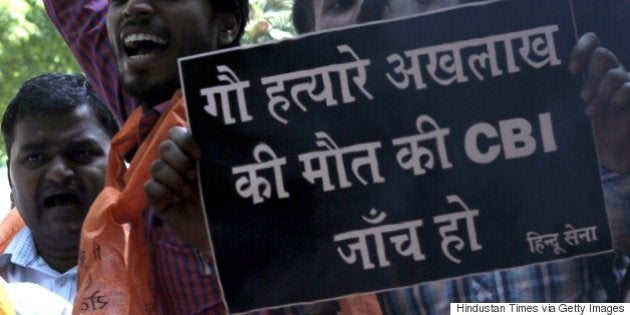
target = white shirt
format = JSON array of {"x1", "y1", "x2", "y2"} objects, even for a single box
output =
[
  {"x1": 0, "y1": 227, "x2": 77, "y2": 303},
  {"x1": 1, "y1": 277, "x2": 72, "y2": 315}
]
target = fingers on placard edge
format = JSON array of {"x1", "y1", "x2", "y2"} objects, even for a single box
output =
[
  {"x1": 159, "y1": 140, "x2": 193, "y2": 176},
  {"x1": 168, "y1": 127, "x2": 202, "y2": 159},
  {"x1": 570, "y1": 32, "x2": 600, "y2": 75}
]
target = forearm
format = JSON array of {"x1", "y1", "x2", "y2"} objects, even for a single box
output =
[{"x1": 42, "y1": 0, "x2": 138, "y2": 124}]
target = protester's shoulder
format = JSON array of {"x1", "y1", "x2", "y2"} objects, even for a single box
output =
[{"x1": 0, "y1": 212, "x2": 25, "y2": 254}]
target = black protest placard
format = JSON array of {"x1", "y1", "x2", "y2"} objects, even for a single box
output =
[{"x1": 179, "y1": 0, "x2": 611, "y2": 313}]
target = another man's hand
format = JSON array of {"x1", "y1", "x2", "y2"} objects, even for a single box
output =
[{"x1": 570, "y1": 32, "x2": 630, "y2": 173}]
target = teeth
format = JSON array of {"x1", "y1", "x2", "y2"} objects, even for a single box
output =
[
  {"x1": 45, "y1": 193, "x2": 81, "y2": 209},
  {"x1": 124, "y1": 33, "x2": 166, "y2": 46},
  {"x1": 130, "y1": 54, "x2": 156, "y2": 60}
]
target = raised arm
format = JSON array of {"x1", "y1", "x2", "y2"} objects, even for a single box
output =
[{"x1": 42, "y1": 0, "x2": 139, "y2": 124}]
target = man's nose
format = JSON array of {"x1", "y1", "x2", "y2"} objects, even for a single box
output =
[
  {"x1": 45, "y1": 156, "x2": 75, "y2": 183},
  {"x1": 123, "y1": 0, "x2": 154, "y2": 19}
]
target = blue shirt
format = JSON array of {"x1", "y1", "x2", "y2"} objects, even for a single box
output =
[
  {"x1": 0, "y1": 227, "x2": 78, "y2": 303},
  {"x1": 377, "y1": 169, "x2": 630, "y2": 314}
]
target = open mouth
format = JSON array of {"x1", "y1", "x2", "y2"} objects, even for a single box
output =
[
  {"x1": 123, "y1": 33, "x2": 168, "y2": 61},
  {"x1": 44, "y1": 194, "x2": 81, "y2": 209}
]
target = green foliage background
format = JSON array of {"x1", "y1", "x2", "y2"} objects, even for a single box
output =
[{"x1": 0, "y1": 0, "x2": 296, "y2": 164}]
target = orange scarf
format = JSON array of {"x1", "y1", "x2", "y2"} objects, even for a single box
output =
[
  {"x1": 70, "y1": 90, "x2": 381, "y2": 314},
  {"x1": 72, "y1": 91, "x2": 186, "y2": 314},
  {"x1": 0, "y1": 209, "x2": 24, "y2": 253}
]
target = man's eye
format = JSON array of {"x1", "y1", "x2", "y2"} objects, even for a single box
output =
[
  {"x1": 323, "y1": 0, "x2": 359, "y2": 14},
  {"x1": 73, "y1": 148, "x2": 105, "y2": 164},
  {"x1": 22, "y1": 153, "x2": 45, "y2": 167},
  {"x1": 26, "y1": 154, "x2": 43, "y2": 163},
  {"x1": 73, "y1": 150, "x2": 96, "y2": 162}
]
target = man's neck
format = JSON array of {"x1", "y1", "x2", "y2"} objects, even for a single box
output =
[
  {"x1": 34, "y1": 240, "x2": 77, "y2": 273},
  {"x1": 38, "y1": 250, "x2": 77, "y2": 274},
  {"x1": 138, "y1": 83, "x2": 179, "y2": 111}
]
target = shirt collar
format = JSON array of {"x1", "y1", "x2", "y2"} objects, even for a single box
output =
[
  {"x1": 1, "y1": 227, "x2": 77, "y2": 276},
  {"x1": 152, "y1": 99, "x2": 172, "y2": 115},
  {"x1": 137, "y1": 99, "x2": 175, "y2": 141},
  {"x1": 3, "y1": 227, "x2": 38, "y2": 267}
]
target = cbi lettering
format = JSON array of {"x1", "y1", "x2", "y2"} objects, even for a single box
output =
[{"x1": 464, "y1": 112, "x2": 556, "y2": 164}]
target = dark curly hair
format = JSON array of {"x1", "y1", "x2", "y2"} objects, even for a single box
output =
[{"x1": 2, "y1": 73, "x2": 119, "y2": 157}]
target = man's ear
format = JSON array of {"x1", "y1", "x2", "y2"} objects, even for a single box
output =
[
  {"x1": 216, "y1": 13, "x2": 241, "y2": 47},
  {"x1": 6, "y1": 161, "x2": 14, "y2": 208}
]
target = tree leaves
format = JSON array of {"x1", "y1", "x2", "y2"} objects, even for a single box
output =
[
  {"x1": 243, "y1": 0, "x2": 296, "y2": 44},
  {"x1": 0, "y1": 0, "x2": 296, "y2": 161},
  {"x1": 0, "y1": 0, "x2": 81, "y2": 161}
]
